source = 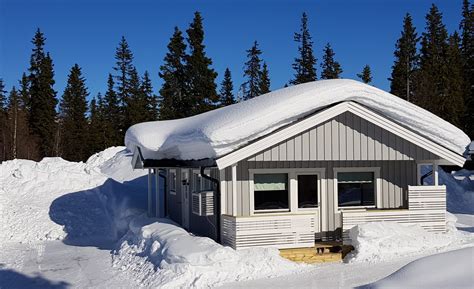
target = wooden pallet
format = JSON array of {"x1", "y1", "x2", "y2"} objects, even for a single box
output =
[{"x1": 279, "y1": 242, "x2": 353, "y2": 264}]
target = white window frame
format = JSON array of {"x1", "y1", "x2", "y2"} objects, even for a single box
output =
[
  {"x1": 295, "y1": 170, "x2": 324, "y2": 212},
  {"x1": 249, "y1": 168, "x2": 326, "y2": 216},
  {"x1": 192, "y1": 168, "x2": 211, "y2": 192},
  {"x1": 169, "y1": 169, "x2": 177, "y2": 195},
  {"x1": 333, "y1": 167, "x2": 381, "y2": 211},
  {"x1": 250, "y1": 169, "x2": 290, "y2": 214}
]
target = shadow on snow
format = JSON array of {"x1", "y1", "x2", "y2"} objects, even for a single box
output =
[
  {"x1": 48, "y1": 175, "x2": 148, "y2": 250},
  {"x1": 0, "y1": 268, "x2": 70, "y2": 289}
]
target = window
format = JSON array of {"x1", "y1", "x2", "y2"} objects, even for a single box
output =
[
  {"x1": 254, "y1": 173, "x2": 289, "y2": 211},
  {"x1": 193, "y1": 172, "x2": 201, "y2": 192},
  {"x1": 418, "y1": 164, "x2": 434, "y2": 185},
  {"x1": 202, "y1": 171, "x2": 212, "y2": 190},
  {"x1": 169, "y1": 170, "x2": 176, "y2": 194},
  {"x1": 337, "y1": 172, "x2": 375, "y2": 207},
  {"x1": 298, "y1": 174, "x2": 318, "y2": 208}
]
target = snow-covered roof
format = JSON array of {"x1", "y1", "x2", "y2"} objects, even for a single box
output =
[{"x1": 125, "y1": 79, "x2": 470, "y2": 163}]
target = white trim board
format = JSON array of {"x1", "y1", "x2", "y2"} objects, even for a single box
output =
[
  {"x1": 333, "y1": 167, "x2": 382, "y2": 212},
  {"x1": 216, "y1": 101, "x2": 465, "y2": 169},
  {"x1": 248, "y1": 168, "x2": 326, "y2": 233},
  {"x1": 219, "y1": 169, "x2": 227, "y2": 215}
]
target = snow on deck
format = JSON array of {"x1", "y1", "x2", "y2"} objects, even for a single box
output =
[{"x1": 125, "y1": 79, "x2": 470, "y2": 161}]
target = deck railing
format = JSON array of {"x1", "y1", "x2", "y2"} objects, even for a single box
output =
[
  {"x1": 221, "y1": 213, "x2": 317, "y2": 249},
  {"x1": 342, "y1": 185, "x2": 446, "y2": 241}
]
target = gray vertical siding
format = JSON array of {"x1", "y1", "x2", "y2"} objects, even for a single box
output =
[
  {"x1": 219, "y1": 111, "x2": 440, "y2": 233},
  {"x1": 221, "y1": 160, "x2": 418, "y2": 233},
  {"x1": 165, "y1": 111, "x2": 443, "y2": 238},
  {"x1": 247, "y1": 111, "x2": 439, "y2": 162}
]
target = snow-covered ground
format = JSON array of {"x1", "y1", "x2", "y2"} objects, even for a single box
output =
[
  {"x1": 360, "y1": 247, "x2": 474, "y2": 289},
  {"x1": 1, "y1": 147, "x2": 473, "y2": 288},
  {"x1": 112, "y1": 215, "x2": 304, "y2": 288}
]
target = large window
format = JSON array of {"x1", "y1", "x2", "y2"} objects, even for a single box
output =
[
  {"x1": 254, "y1": 173, "x2": 289, "y2": 211},
  {"x1": 298, "y1": 174, "x2": 318, "y2": 208},
  {"x1": 337, "y1": 172, "x2": 375, "y2": 207}
]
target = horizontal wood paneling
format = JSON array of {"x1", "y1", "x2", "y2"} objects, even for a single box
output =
[
  {"x1": 221, "y1": 214, "x2": 316, "y2": 249},
  {"x1": 342, "y1": 185, "x2": 447, "y2": 242}
]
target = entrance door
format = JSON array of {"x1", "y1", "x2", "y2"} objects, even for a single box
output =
[
  {"x1": 181, "y1": 170, "x2": 190, "y2": 229},
  {"x1": 295, "y1": 171, "x2": 324, "y2": 237}
]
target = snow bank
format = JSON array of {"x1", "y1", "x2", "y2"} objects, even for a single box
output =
[
  {"x1": 347, "y1": 222, "x2": 474, "y2": 263},
  {"x1": 440, "y1": 169, "x2": 474, "y2": 214},
  {"x1": 361, "y1": 247, "x2": 474, "y2": 289},
  {"x1": 112, "y1": 215, "x2": 305, "y2": 288},
  {"x1": 96, "y1": 147, "x2": 147, "y2": 183},
  {"x1": 0, "y1": 147, "x2": 144, "y2": 244},
  {"x1": 125, "y1": 79, "x2": 470, "y2": 161}
]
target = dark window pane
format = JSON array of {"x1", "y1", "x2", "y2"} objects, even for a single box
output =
[
  {"x1": 254, "y1": 190, "x2": 289, "y2": 210},
  {"x1": 254, "y1": 173, "x2": 289, "y2": 211},
  {"x1": 361, "y1": 183, "x2": 375, "y2": 205},
  {"x1": 298, "y1": 175, "x2": 318, "y2": 208},
  {"x1": 338, "y1": 172, "x2": 375, "y2": 207}
]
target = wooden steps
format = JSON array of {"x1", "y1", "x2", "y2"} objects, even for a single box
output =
[{"x1": 279, "y1": 242, "x2": 353, "y2": 264}]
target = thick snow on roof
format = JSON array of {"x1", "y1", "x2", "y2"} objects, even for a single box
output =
[{"x1": 125, "y1": 79, "x2": 470, "y2": 161}]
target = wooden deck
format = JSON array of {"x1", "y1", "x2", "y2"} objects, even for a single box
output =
[{"x1": 279, "y1": 242, "x2": 354, "y2": 264}]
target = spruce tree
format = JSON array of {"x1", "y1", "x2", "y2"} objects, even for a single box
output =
[
  {"x1": 113, "y1": 36, "x2": 135, "y2": 134},
  {"x1": 28, "y1": 29, "x2": 57, "y2": 158},
  {"x1": 320, "y1": 43, "x2": 343, "y2": 79},
  {"x1": 185, "y1": 12, "x2": 218, "y2": 114},
  {"x1": 96, "y1": 93, "x2": 109, "y2": 150},
  {"x1": 389, "y1": 13, "x2": 419, "y2": 101},
  {"x1": 460, "y1": 0, "x2": 474, "y2": 137},
  {"x1": 291, "y1": 12, "x2": 317, "y2": 85},
  {"x1": 159, "y1": 27, "x2": 189, "y2": 120},
  {"x1": 443, "y1": 32, "x2": 466, "y2": 127},
  {"x1": 10, "y1": 78, "x2": 38, "y2": 160},
  {"x1": 103, "y1": 73, "x2": 121, "y2": 145},
  {"x1": 59, "y1": 64, "x2": 89, "y2": 161},
  {"x1": 0, "y1": 79, "x2": 5, "y2": 110},
  {"x1": 141, "y1": 71, "x2": 157, "y2": 120},
  {"x1": 243, "y1": 41, "x2": 263, "y2": 99},
  {"x1": 6, "y1": 87, "x2": 19, "y2": 159},
  {"x1": 259, "y1": 62, "x2": 271, "y2": 94},
  {"x1": 0, "y1": 79, "x2": 6, "y2": 160},
  {"x1": 19, "y1": 73, "x2": 30, "y2": 111},
  {"x1": 415, "y1": 4, "x2": 449, "y2": 115},
  {"x1": 124, "y1": 67, "x2": 149, "y2": 127},
  {"x1": 357, "y1": 65, "x2": 373, "y2": 84},
  {"x1": 219, "y1": 68, "x2": 235, "y2": 106},
  {"x1": 88, "y1": 96, "x2": 104, "y2": 155}
]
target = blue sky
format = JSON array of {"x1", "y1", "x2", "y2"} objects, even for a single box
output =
[{"x1": 0, "y1": 0, "x2": 463, "y2": 101}]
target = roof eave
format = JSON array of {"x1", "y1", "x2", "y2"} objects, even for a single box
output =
[{"x1": 131, "y1": 146, "x2": 217, "y2": 169}]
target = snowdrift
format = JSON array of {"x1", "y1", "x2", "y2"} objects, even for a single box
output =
[
  {"x1": 125, "y1": 79, "x2": 470, "y2": 161},
  {"x1": 440, "y1": 169, "x2": 474, "y2": 214},
  {"x1": 0, "y1": 147, "x2": 146, "y2": 244},
  {"x1": 112, "y1": 215, "x2": 305, "y2": 288},
  {"x1": 360, "y1": 247, "x2": 474, "y2": 289},
  {"x1": 346, "y1": 221, "x2": 474, "y2": 263}
]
